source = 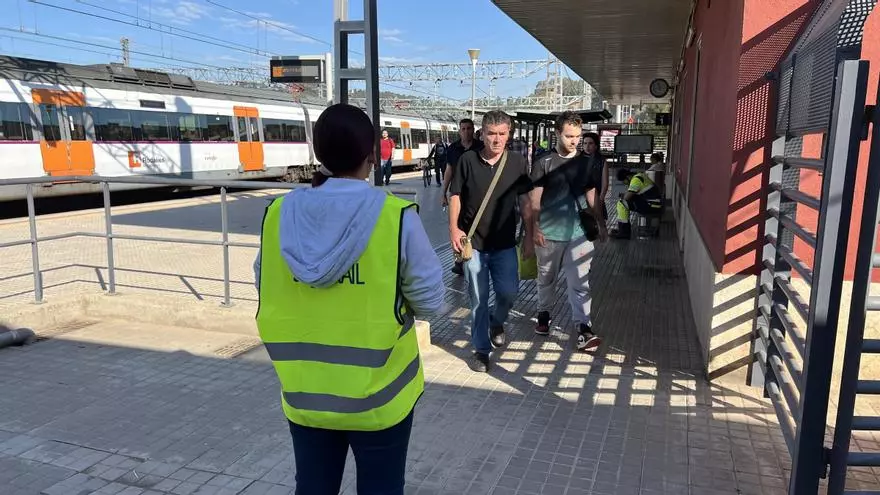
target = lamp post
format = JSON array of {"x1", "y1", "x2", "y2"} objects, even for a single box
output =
[{"x1": 468, "y1": 48, "x2": 479, "y2": 121}]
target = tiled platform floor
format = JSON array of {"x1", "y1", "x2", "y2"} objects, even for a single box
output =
[{"x1": 1, "y1": 177, "x2": 878, "y2": 494}]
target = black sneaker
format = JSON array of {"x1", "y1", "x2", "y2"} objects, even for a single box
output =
[
  {"x1": 535, "y1": 311, "x2": 551, "y2": 336},
  {"x1": 470, "y1": 352, "x2": 490, "y2": 372},
  {"x1": 490, "y1": 326, "x2": 505, "y2": 348},
  {"x1": 576, "y1": 324, "x2": 601, "y2": 351},
  {"x1": 451, "y1": 261, "x2": 464, "y2": 276}
]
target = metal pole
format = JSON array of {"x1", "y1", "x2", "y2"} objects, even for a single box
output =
[
  {"x1": 26, "y1": 184, "x2": 43, "y2": 304},
  {"x1": 102, "y1": 181, "x2": 116, "y2": 295},
  {"x1": 220, "y1": 187, "x2": 231, "y2": 307},
  {"x1": 363, "y1": 0, "x2": 382, "y2": 187},
  {"x1": 471, "y1": 60, "x2": 476, "y2": 120},
  {"x1": 324, "y1": 51, "x2": 334, "y2": 106}
]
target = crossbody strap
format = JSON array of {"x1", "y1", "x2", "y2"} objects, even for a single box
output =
[{"x1": 467, "y1": 151, "x2": 508, "y2": 240}]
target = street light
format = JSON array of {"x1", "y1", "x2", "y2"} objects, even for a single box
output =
[{"x1": 468, "y1": 48, "x2": 480, "y2": 121}]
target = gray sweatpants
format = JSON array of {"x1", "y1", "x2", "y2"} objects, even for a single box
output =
[{"x1": 536, "y1": 236, "x2": 594, "y2": 325}]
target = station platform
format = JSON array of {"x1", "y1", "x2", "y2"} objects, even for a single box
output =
[{"x1": 1, "y1": 177, "x2": 878, "y2": 495}]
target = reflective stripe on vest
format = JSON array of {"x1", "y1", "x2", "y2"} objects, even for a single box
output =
[{"x1": 256, "y1": 192, "x2": 424, "y2": 432}]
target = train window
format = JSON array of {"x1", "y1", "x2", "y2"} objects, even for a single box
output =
[
  {"x1": 237, "y1": 116, "x2": 249, "y2": 142},
  {"x1": 384, "y1": 127, "x2": 401, "y2": 148},
  {"x1": 177, "y1": 114, "x2": 205, "y2": 142},
  {"x1": 285, "y1": 120, "x2": 306, "y2": 142},
  {"x1": 249, "y1": 117, "x2": 261, "y2": 142},
  {"x1": 262, "y1": 119, "x2": 307, "y2": 142},
  {"x1": 0, "y1": 102, "x2": 33, "y2": 141},
  {"x1": 262, "y1": 119, "x2": 282, "y2": 142},
  {"x1": 206, "y1": 115, "x2": 233, "y2": 141},
  {"x1": 429, "y1": 129, "x2": 442, "y2": 143},
  {"x1": 133, "y1": 111, "x2": 172, "y2": 141},
  {"x1": 66, "y1": 107, "x2": 86, "y2": 141},
  {"x1": 93, "y1": 108, "x2": 133, "y2": 142},
  {"x1": 39, "y1": 104, "x2": 62, "y2": 141},
  {"x1": 411, "y1": 129, "x2": 428, "y2": 144}
]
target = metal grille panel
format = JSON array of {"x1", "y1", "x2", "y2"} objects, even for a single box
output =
[
  {"x1": 776, "y1": 60, "x2": 794, "y2": 135},
  {"x1": 788, "y1": 26, "x2": 839, "y2": 135}
]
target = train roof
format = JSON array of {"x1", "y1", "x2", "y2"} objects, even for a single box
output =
[
  {"x1": 0, "y1": 55, "x2": 455, "y2": 122},
  {"x1": 0, "y1": 55, "x2": 331, "y2": 109}
]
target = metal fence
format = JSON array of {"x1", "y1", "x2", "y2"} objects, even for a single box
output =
[
  {"x1": 828, "y1": 71, "x2": 880, "y2": 493},
  {"x1": 0, "y1": 175, "x2": 418, "y2": 308},
  {"x1": 748, "y1": 0, "x2": 878, "y2": 493}
]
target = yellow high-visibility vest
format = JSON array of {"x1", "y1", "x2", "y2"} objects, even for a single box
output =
[{"x1": 256, "y1": 193, "x2": 424, "y2": 431}]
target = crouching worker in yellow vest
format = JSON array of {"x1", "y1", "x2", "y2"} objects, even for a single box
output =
[
  {"x1": 611, "y1": 168, "x2": 663, "y2": 239},
  {"x1": 253, "y1": 103, "x2": 444, "y2": 495}
]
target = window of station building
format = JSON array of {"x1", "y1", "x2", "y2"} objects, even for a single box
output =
[
  {"x1": 0, "y1": 102, "x2": 34, "y2": 141},
  {"x1": 262, "y1": 118, "x2": 307, "y2": 142},
  {"x1": 411, "y1": 128, "x2": 428, "y2": 144},
  {"x1": 93, "y1": 108, "x2": 134, "y2": 142},
  {"x1": 384, "y1": 127, "x2": 401, "y2": 148}
]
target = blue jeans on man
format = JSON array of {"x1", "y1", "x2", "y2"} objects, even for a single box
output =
[
  {"x1": 382, "y1": 159, "x2": 393, "y2": 185},
  {"x1": 464, "y1": 247, "x2": 519, "y2": 356}
]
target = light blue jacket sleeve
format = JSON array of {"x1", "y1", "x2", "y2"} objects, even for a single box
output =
[
  {"x1": 399, "y1": 208, "x2": 445, "y2": 316},
  {"x1": 253, "y1": 250, "x2": 261, "y2": 291}
]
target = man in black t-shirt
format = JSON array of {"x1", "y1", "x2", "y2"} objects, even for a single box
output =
[
  {"x1": 449, "y1": 110, "x2": 535, "y2": 373},
  {"x1": 442, "y1": 118, "x2": 483, "y2": 276}
]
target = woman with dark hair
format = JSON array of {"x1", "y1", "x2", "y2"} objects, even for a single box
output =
[
  {"x1": 253, "y1": 103, "x2": 444, "y2": 494},
  {"x1": 582, "y1": 132, "x2": 608, "y2": 221}
]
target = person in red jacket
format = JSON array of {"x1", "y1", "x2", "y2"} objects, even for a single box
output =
[{"x1": 380, "y1": 130, "x2": 396, "y2": 185}]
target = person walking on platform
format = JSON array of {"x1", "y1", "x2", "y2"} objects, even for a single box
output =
[
  {"x1": 427, "y1": 135, "x2": 447, "y2": 187},
  {"x1": 448, "y1": 110, "x2": 534, "y2": 373},
  {"x1": 253, "y1": 103, "x2": 444, "y2": 495},
  {"x1": 380, "y1": 129, "x2": 396, "y2": 186},
  {"x1": 441, "y1": 118, "x2": 483, "y2": 276},
  {"x1": 611, "y1": 168, "x2": 663, "y2": 239},
  {"x1": 582, "y1": 132, "x2": 609, "y2": 222},
  {"x1": 530, "y1": 112, "x2": 606, "y2": 352}
]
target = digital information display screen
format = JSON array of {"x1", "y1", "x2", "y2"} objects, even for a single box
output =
[{"x1": 270, "y1": 59, "x2": 323, "y2": 83}]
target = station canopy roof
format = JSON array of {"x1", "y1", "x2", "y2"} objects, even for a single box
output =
[{"x1": 491, "y1": 0, "x2": 692, "y2": 103}]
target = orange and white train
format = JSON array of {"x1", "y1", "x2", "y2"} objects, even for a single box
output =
[{"x1": 0, "y1": 55, "x2": 461, "y2": 201}]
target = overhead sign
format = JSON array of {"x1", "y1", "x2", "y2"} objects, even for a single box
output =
[{"x1": 270, "y1": 58, "x2": 324, "y2": 84}]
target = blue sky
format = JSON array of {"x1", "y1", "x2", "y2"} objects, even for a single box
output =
[{"x1": 1, "y1": 0, "x2": 568, "y2": 100}]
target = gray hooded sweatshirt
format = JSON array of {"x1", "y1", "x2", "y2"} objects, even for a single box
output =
[{"x1": 253, "y1": 178, "x2": 444, "y2": 316}]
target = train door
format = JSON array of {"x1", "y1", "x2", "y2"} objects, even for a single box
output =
[
  {"x1": 32, "y1": 89, "x2": 95, "y2": 177},
  {"x1": 400, "y1": 121, "x2": 412, "y2": 163},
  {"x1": 233, "y1": 106, "x2": 264, "y2": 171}
]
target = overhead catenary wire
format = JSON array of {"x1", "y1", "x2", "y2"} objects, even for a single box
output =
[
  {"x1": 28, "y1": 0, "x2": 278, "y2": 58},
  {"x1": 201, "y1": 0, "x2": 344, "y2": 51},
  {"x1": 0, "y1": 27, "x2": 247, "y2": 71}
]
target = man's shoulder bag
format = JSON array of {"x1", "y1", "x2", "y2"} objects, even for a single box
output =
[{"x1": 455, "y1": 151, "x2": 508, "y2": 263}]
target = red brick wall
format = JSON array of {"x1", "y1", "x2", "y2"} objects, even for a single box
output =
[
  {"x1": 723, "y1": 0, "x2": 817, "y2": 274},
  {"x1": 793, "y1": 9, "x2": 880, "y2": 282}
]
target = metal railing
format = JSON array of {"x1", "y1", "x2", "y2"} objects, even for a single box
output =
[
  {"x1": 828, "y1": 77, "x2": 880, "y2": 493},
  {"x1": 0, "y1": 175, "x2": 418, "y2": 307},
  {"x1": 748, "y1": 56, "x2": 871, "y2": 494}
]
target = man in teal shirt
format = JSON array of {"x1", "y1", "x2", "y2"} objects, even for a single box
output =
[{"x1": 529, "y1": 112, "x2": 606, "y2": 351}]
